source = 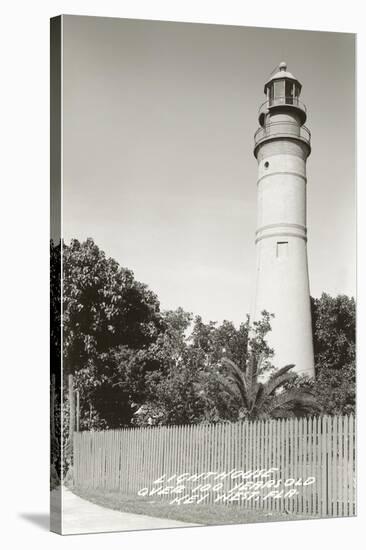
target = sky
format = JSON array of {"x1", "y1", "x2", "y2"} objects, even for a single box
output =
[{"x1": 62, "y1": 15, "x2": 355, "y2": 326}]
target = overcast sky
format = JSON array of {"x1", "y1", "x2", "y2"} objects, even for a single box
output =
[{"x1": 62, "y1": 15, "x2": 355, "y2": 326}]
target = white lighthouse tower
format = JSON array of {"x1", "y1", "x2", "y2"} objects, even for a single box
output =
[{"x1": 253, "y1": 62, "x2": 315, "y2": 377}]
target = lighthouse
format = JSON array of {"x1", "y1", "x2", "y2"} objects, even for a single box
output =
[{"x1": 252, "y1": 62, "x2": 315, "y2": 377}]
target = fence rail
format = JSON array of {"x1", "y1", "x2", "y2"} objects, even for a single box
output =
[{"x1": 73, "y1": 415, "x2": 356, "y2": 517}]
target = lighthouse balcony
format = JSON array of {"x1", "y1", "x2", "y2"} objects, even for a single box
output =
[
  {"x1": 258, "y1": 97, "x2": 307, "y2": 126},
  {"x1": 254, "y1": 120, "x2": 311, "y2": 151}
]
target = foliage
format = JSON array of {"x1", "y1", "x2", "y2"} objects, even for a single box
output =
[
  {"x1": 50, "y1": 240, "x2": 61, "y2": 384},
  {"x1": 286, "y1": 363, "x2": 356, "y2": 416},
  {"x1": 314, "y1": 364, "x2": 355, "y2": 415},
  {"x1": 248, "y1": 311, "x2": 275, "y2": 370},
  {"x1": 141, "y1": 353, "x2": 207, "y2": 425},
  {"x1": 137, "y1": 311, "x2": 281, "y2": 425},
  {"x1": 190, "y1": 315, "x2": 250, "y2": 371},
  {"x1": 56, "y1": 237, "x2": 355, "y2": 429},
  {"x1": 311, "y1": 293, "x2": 356, "y2": 414},
  {"x1": 63, "y1": 238, "x2": 165, "y2": 376},
  {"x1": 311, "y1": 293, "x2": 355, "y2": 371},
  {"x1": 216, "y1": 354, "x2": 320, "y2": 421},
  {"x1": 50, "y1": 381, "x2": 62, "y2": 483},
  {"x1": 133, "y1": 311, "x2": 207, "y2": 425},
  {"x1": 60, "y1": 238, "x2": 170, "y2": 427},
  {"x1": 283, "y1": 293, "x2": 356, "y2": 416},
  {"x1": 73, "y1": 345, "x2": 160, "y2": 428}
]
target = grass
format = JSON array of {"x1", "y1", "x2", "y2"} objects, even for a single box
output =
[{"x1": 72, "y1": 487, "x2": 309, "y2": 526}]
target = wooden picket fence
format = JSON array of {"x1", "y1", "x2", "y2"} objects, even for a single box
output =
[{"x1": 73, "y1": 415, "x2": 356, "y2": 517}]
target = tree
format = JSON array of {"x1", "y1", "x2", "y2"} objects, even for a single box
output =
[
  {"x1": 187, "y1": 312, "x2": 276, "y2": 422},
  {"x1": 190, "y1": 316, "x2": 250, "y2": 372},
  {"x1": 141, "y1": 349, "x2": 207, "y2": 426},
  {"x1": 310, "y1": 293, "x2": 356, "y2": 414},
  {"x1": 50, "y1": 240, "x2": 61, "y2": 384},
  {"x1": 288, "y1": 364, "x2": 356, "y2": 417},
  {"x1": 314, "y1": 364, "x2": 355, "y2": 415},
  {"x1": 62, "y1": 238, "x2": 165, "y2": 373},
  {"x1": 311, "y1": 293, "x2": 355, "y2": 371},
  {"x1": 133, "y1": 308, "x2": 206, "y2": 426},
  {"x1": 50, "y1": 240, "x2": 62, "y2": 484},
  {"x1": 217, "y1": 353, "x2": 320, "y2": 420},
  {"x1": 72, "y1": 347, "x2": 141, "y2": 429},
  {"x1": 61, "y1": 238, "x2": 169, "y2": 427},
  {"x1": 136, "y1": 313, "x2": 252, "y2": 425},
  {"x1": 136, "y1": 311, "x2": 298, "y2": 425}
]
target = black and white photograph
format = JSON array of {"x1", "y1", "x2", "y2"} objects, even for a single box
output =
[{"x1": 49, "y1": 14, "x2": 357, "y2": 535}]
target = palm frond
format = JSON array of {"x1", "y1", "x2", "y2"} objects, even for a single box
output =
[
  {"x1": 250, "y1": 383, "x2": 265, "y2": 414},
  {"x1": 269, "y1": 364, "x2": 296, "y2": 380},
  {"x1": 265, "y1": 390, "x2": 320, "y2": 415},
  {"x1": 264, "y1": 371, "x2": 297, "y2": 397},
  {"x1": 218, "y1": 354, "x2": 320, "y2": 421},
  {"x1": 221, "y1": 357, "x2": 249, "y2": 401},
  {"x1": 216, "y1": 374, "x2": 249, "y2": 409}
]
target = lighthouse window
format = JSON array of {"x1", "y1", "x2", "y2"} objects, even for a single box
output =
[
  {"x1": 269, "y1": 84, "x2": 274, "y2": 105},
  {"x1": 264, "y1": 161, "x2": 269, "y2": 169},
  {"x1": 274, "y1": 80, "x2": 285, "y2": 101},
  {"x1": 276, "y1": 241, "x2": 288, "y2": 258},
  {"x1": 285, "y1": 80, "x2": 294, "y2": 103}
]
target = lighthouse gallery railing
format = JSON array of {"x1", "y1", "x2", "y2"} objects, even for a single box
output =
[
  {"x1": 258, "y1": 96, "x2": 307, "y2": 116},
  {"x1": 254, "y1": 120, "x2": 311, "y2": 148}
]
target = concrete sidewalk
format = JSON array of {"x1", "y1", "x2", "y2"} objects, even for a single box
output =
[{"x1": 51, "y1": 487, "x2": 198, "y2": 535}]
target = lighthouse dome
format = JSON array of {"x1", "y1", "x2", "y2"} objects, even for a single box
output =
[{"x1": 264, "y1": 62, "x2": 302, "y2": 94}]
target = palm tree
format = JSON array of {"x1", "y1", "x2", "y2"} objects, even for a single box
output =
[{"x1": 218, "y1": 353, "x2": 321, "y2": 420}]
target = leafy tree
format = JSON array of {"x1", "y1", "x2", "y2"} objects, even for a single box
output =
[
  {"x1": 63, "y1": 238, "x2": 165, "y2": 376},
  {"x1": 284, "y1": 293, "x2": 356, "y2": 416},
  {"x1": 141, "y1": 348, "x2": 207, "y2": 425},
  {"x1": 314, "y1": 364, "x2": 355, "y2": 415},
  {"x1": 73, "y1": 348, "x2": 135, "y2": 429},
  {"x1": 188, "y1": 312, "x2": 276, "y2": 422},
  {"x1": 190, "y1": 316, "x2": 250, "y2": 372},
  {"x1": 310, "y1": 293, "x2": 356, "y2": 414},
  {"x1": 50, "y1": 240, "x2": 62, "y2": 485},
  {"x1": 248, "y1": 311, "x2": 275, "y2": 368},
  {"x1": 50, "y1": 240, "x2": 61, "y2": 383},
  {"x1": 61, "y1": 238, "x2": 170, "y2": 427},
  {"x1": 133, "y1": 312, "x2": 250, "y2": 426},
  {"x1": 311, "y1": 293, "x2": 355, "y2": 371},
  {"x1": 287, "y1": 364, "x2": 355, "y2": 417},
  {"x1": 136, "y1": 312, "x2": 279, "y2": 425},
  {"x1": 133, "y1": 309, "x2": 205, "y2": 425}
]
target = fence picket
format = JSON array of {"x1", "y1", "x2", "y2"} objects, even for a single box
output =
[{"x1": 349, "y1": 415, "x2": 355, "y2": 516}]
